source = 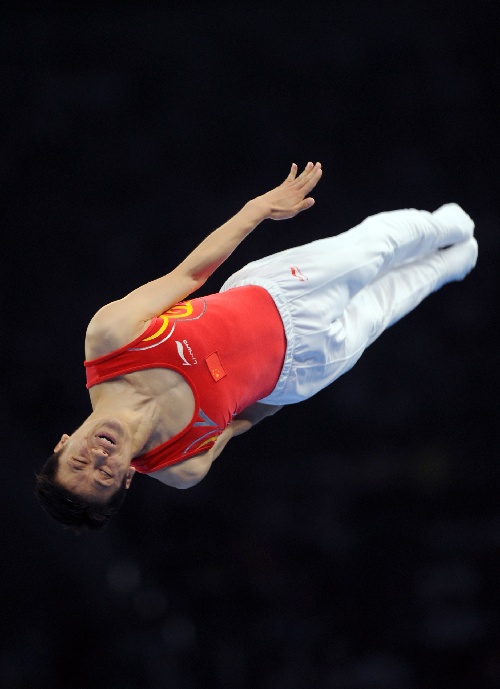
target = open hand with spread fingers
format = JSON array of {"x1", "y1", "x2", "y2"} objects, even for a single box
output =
[{"x1": 251, "y1": 161, "x2": 323, "y2": 221}]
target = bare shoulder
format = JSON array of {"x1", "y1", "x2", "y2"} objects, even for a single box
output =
[
  {"x1": 85, "y1": 302, "x2": 151, "y2": 360},
  {"x1": 148, "y1": 451, "x2": 214, "y2": 489},
  {"x1": 85, "y1": 267, "x2": 200, "y2": 360}
]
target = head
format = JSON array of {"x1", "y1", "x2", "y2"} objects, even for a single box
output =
[{"x1": 35, "y1": 417, "x2": 136, "y2": 532}]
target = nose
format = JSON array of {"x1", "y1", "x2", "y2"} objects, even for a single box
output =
[{"x1": 91, "y1": 446, "x2": 109, "y2": 461}]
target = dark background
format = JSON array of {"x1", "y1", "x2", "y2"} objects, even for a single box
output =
[{"x1": 1, "y1": 3, "x2": 499, "y2": 688}]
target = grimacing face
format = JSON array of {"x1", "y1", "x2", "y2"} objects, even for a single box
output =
[{"x1": 54, "y1": 418, "x2": 136, "y2": 502}]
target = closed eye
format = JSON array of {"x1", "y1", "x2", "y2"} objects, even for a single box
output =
[{"x1": 70, "y1": 458, "x2": 86, "y2": 470}]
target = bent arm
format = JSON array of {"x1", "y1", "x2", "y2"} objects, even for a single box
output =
[
  {"x1": 150, "y1": 403, "x2": 283, "y2": 489},
  {"x1": 231, "y1": 402, "x2": 283, "y2": 435},
  {"x1": 148, "y1": 430, "x2": 234, "y2": 489}
]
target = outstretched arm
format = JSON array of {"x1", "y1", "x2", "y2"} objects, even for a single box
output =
[{"x1": 86, "y1": 163, "x2": 322, "y2": 356}]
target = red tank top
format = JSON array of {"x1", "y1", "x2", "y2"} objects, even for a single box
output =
[{"x1": 84, "y1": 286, "x2": 286, "y2": 473}]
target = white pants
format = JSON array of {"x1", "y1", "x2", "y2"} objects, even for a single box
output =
[{"x1": 220, "y1": 204, "x2": 478, "y2": 405}]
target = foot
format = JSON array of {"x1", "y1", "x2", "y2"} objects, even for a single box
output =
[
  {"x1": 432, "y1": 203, "x2": 475, "y2": 247},
  {"x1": 436, "y1": 236, "x2": 478, "y2": 288}
]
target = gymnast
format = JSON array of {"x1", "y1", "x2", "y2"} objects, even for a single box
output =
[{"x1": 35, "y1": 162, "x2": 478, "y2": 529}]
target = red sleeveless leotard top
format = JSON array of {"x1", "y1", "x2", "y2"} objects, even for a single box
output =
[{"x1": 84, "y1": 285, "x2": 286, "y2": 473}]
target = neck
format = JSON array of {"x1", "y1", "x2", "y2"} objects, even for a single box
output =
[{"x1": 88, "y1": 397, "x2": 154, "y2": 457}]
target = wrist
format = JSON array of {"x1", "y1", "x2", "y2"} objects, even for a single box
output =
[{"x1": 244, "y1": 197, "x2": 270, "y2": 224}]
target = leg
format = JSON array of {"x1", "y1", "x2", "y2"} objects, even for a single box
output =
[
  {"x1": 222, "y1": 204, "x2": 475, "y2": 321},
  {"x1": 325, "y1": 236, "x2": 479, "y2": 376},
  {"x1": 268, "y1": 237, "x2": 478, "y2": 404}
]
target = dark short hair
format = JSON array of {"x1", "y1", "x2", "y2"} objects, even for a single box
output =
[{"x1": 35, "y1": 450, "x2": 129, "y2": 532}]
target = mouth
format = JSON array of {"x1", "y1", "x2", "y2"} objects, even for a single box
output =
[{"x1": 95, "y1": 432, "x2": 116, "y2": 447}]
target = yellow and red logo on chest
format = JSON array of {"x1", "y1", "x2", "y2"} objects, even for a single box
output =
[{"x1": 133, "y1": 299, "x2": 206, "y2": 350}]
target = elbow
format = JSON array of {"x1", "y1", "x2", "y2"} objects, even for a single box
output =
[
  {"x1": 168, "y1": 471, "x2": 207, "y2": 490},
  {"x1": 172, "y1": 455, "x2": 212, "y2": 489},
  {"x1": 188, "y1": 274, "x2": 208, "y2": 294},
  {"x1": 172, "y1": 266, "x2": 207, "y2": 296},
  {"x1": 175, "y1": 476, "x2": 204, "y2": 490}
]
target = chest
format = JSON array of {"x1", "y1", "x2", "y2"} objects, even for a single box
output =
[{"x1": 89, "y1": 368, "x2": 196, "y2": 448}]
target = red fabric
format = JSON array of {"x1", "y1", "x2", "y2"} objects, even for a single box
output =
[{"x1": 84, "y1": 286, "x2": 286, "y2": 472}]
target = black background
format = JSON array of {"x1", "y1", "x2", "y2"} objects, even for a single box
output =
[{"x1": 1, "y1": 3, "x2": 499, "y2": 688}]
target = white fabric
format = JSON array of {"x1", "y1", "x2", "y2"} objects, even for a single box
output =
[{"x1": 220, "y1": 204, "x2": 477, "y2": 405}]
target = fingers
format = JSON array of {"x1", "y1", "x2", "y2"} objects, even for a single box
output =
[
  {"x1": 286, "y1": 163, "x2": 298, "y2": 182},
  {"x1": 270, "y1": 161, "x2": 321, "y2": 220},
  {"x1": 295, "y1": 162, "x2": 322, "y2": 191},
  {"x1": 297, "y1": 197, "x2": 315, "y2": 213}
]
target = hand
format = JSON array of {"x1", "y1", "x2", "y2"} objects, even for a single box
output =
[{"x1": 251, "y1": 161, "x2": 323, "y2": 221}]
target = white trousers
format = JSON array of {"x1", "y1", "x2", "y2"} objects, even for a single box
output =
[{"x1": 220, "y1": 203, "x2": 478, "y2": 405}]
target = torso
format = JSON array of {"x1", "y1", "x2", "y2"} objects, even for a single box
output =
[
  {"x1": 85, "y1": 313, "x2": 216, "y2": 489},
  {"x1": 84, "y1": 286, "x2": 286, "y2": 479}
]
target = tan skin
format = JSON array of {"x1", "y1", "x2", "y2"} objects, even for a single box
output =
[{"x1": 55, "y1": 162, "x2": 323, "y2": 499}]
